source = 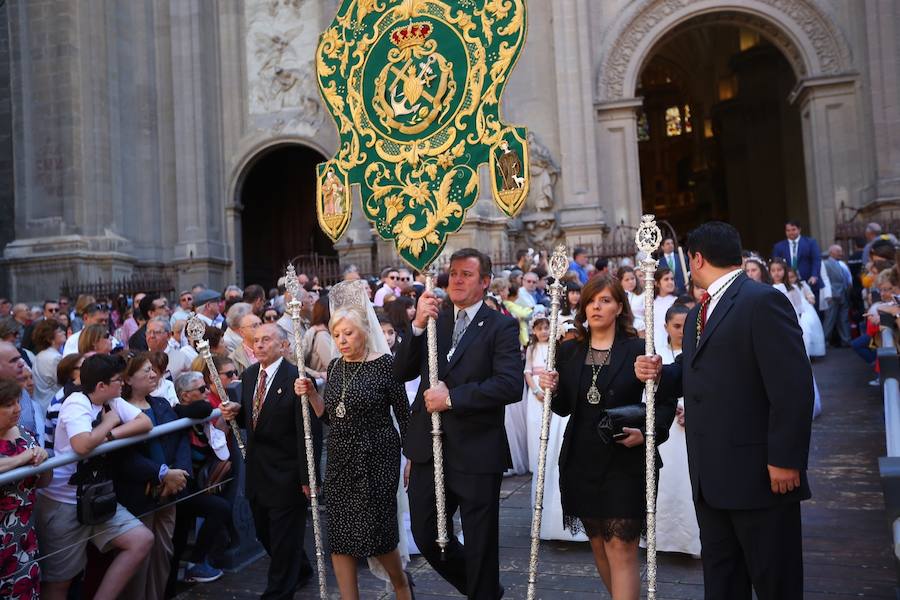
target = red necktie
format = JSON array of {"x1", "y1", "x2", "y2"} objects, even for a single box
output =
[
  {"x1": 698, "y1": 292, "x2": 712, "y2": 335},
  {"x1": 252, "y1": 368, "x2": 267, "y2": 429}
]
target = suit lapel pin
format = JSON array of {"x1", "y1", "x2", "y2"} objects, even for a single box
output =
[
  {"x1": 277, "y1": 388, "x2": 282, "y2": 395},
  {"x1": 477, "y1": 321, "x2": 484, "y2": 327}
]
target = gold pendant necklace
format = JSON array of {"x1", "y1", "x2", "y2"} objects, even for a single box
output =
[
  {"x1": 587, "y1": 347, "x2": 611, "y2": 405},
  {"x1": 336, "y1": 351, "x2": 369, "y2": 418}
]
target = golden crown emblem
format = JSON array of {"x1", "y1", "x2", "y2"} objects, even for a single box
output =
[{"x1": 390, "y1": 22, "x2": 432, "y2": 49}]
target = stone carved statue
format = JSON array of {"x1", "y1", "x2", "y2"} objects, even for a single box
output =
[
  {"x1": 520, "y1": 132, "x2": 561, "y2": 247},
  {"x1": 526, "y1": 131, "x2": 559, "y2": 213}
]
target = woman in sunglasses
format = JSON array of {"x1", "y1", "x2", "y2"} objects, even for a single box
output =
[
  {"x1": 262, "y1": 307, "x2": 281, "y2": 324},
  {"x1": 201, "y1": 355, "x2": 240, "y2": 408},
  {"x1": 77, "y1": 323, "x2": 113, "y2": 355}
]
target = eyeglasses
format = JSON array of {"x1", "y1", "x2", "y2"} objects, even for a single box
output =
[
  {"x1": 107, "y1": 377, "x2": 123, "y2": 386},
  {"x1": 46, "y1": 307, "x2": 60, "y2": 313},
  {"x1": 189, "y1": 385, "x2": 208, "y2": 394},
  {"x1": 86, "y1": 303, "x2": 110, "y2": 314},
  {"x1": 218, "y1": 369, "x2": 238, "y2": 378},
  {"x1": 263, "y1": 315, "x2": 278, "y2": 323}
]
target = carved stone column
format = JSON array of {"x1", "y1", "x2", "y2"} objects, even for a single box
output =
[
  {"x1": 790, "y1": 75, "x2": 862, "y2": 246},
  {"x1": 595, "y1": 98, "x2": 643, "y2": 231}
]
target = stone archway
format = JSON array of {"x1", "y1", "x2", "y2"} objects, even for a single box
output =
[
  {"x1": 594, "y1": 0, "x2": 860, "y2": 246},
  {"x1": 228, "y1": 140, "x2": 335, "y2": 287}
]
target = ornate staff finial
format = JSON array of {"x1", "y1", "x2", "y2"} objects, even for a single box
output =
[
  {"x1": 284, "y1": 263, "x2": 300, "y2": 299},
  {"x1": 636, "y1": 214, "x2": 662, "y2": 255},
  {"x1": 548, "y1": 244, "x2": 569, "y2": 281},
  {"x1": 185, "y1": 314, "x2": 207, "y2": 345}
]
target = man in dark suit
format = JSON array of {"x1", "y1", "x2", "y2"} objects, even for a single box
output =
[
  {"x1": 220, "y1": 323, "x2": 312, "y2": 599},
  {"x1": 772, "y1": 220, "x2": 822, "y2": 288},
  {"x1": 659, "y1": 237, "x2": 688, "y2": 294},
  {"x1": 394, "y1": 248, "x2": 523, "y2": 600},
  {"x1": 636, "y1": 222, "x2": 814, "y2": 600}
]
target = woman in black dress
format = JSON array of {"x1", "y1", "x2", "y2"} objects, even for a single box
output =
[
  {"x1": 540, "y1": 275, "x2": 677, "y2": 599},
  {"x1": 294, "y1": 289, "x2": 413, "y2": 600}
]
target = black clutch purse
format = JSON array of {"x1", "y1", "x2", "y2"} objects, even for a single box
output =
[{"x1": 595, "y1": 404, "x2": 646, "y2": 444}]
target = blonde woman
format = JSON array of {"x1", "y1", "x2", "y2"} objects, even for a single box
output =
[{"x1": 294, "y1": 281, "x2": 413, "y2": 600}]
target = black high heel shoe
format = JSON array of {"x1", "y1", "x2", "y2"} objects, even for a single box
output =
[{"x1": 404, "y1": 570, "x2": 416, "y2": 600}]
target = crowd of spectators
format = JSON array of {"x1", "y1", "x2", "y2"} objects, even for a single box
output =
[{"x1": 0, "y1": 219, "x2": 893, "y2": 598}]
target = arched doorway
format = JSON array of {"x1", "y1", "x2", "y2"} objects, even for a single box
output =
[
  {"x1": 238, "y1": 144, "x2": 336, "y2": 288},
  {"x1": 594, "y1": 0, "x2": 859, "y2": 249},
  {"x1": 636, "y1": 25, "x2": 807, "y2": 253}
]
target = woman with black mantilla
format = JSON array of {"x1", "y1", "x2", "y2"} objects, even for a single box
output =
[{"x1": 540, "y1": 275, "x2": 677, "y2": 600}]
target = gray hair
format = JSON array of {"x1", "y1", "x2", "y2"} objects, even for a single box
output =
[
  {"x1": 174, "y1": 371, "x2": 204, "y2": 397},
  {"x1": 267, "y1": 323, "x2": 289, "y2": 342},
  {"x1": 224, "y1": 284, "x2": 242, "y2": 296},
  {"x1": 147, "y1": 316, "x2": 172, "y2": 333},
  {"x1": 226, "y1": 302, "x2": 253, "y2": 329},
  {"x1": 866, "y1": 222, "x2": 883, "y2": 234},
  {"x1": 342, "y1": 264, "x2": 359, "y2": 276}
]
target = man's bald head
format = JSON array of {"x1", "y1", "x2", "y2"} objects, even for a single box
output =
[{"x1": 829, "y1": 245, "x2": 844, "y2": 259}]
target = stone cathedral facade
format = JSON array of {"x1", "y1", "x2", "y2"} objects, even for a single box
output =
[{"x1": 0, "y1": 0, "x2": 898, "y2": 301}]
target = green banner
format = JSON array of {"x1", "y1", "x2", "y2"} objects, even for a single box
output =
[{"x1": 316, "y1": 0, "x2": 530, "y2": 271}]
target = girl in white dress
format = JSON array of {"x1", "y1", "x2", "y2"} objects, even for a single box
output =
[
  {"x1": 787, "y1": 266, "x2": 827, "y2": 358},
  {"x1": 769, "y1": 259, "x2": 824, "y2": 418},
  {"x1": 653, "y1": 304, "x2": 701, "y2": 557},
  {"x1": 652, "y1": 268, "x2": 678, "y2": 352},
  {"x1": 524, "y1": 315, "x2": 551, "y2": 471},
  {"x1": 526, "y1": 313, "x2": 588, "y2": 543},
  {"x1": 617, "y1": 266, "x2": 646, "y2": 334}
]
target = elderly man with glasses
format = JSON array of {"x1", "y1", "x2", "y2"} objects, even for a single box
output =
[
  {"x1": 146, "y1": 317, "x2": 192, "y2": 381},
  {"x1": 170, "y1": 290, "x2": 194, "y2": 326},
  {"x1": 229, "y1": 306, "x2": 262, "y2": 376}
]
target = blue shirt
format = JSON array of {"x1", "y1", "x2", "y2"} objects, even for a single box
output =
[
  {"x1": 18, "y1": 387, "x2": 44, "y2": 446},
  {"x1": 569, "y1": 261, "x2": 589, "y2": 285}
]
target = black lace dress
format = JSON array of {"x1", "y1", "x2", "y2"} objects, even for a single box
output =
[
  {"x1": 553, "y1": 339, "x2": 676, "y2": 543},
  {"x1": 323, "y1": 354, "x2": 409, "y2": 557}
]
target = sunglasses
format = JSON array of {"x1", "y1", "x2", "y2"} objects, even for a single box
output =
[
  {"x1": 189, "y1": 385, "x2": 208, "y2": 394},
  {"x1": 218, "y1": 369, "x2": 238, "y2": 378},
  {"x1": 263, "y1": 315, "x2": 278, "y2": 322},
  {"x1": 46, "y1": 307, "x2": 60, "y2": 313},
  {"x1": 86, "y1": 303, "x2": 110, "y2": 314}
]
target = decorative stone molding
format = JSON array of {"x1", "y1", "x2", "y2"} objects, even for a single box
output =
[
  {"x1": 597, "y1": 0, "x2": 853, "y2": 101},
  {"x1": 245, "y1": 0, "x2": 324, "y2": 135}
]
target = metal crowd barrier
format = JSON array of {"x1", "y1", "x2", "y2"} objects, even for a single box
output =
[
  {"x1": 0, "y1": 408, "x2": 264, "y2": 571},
  {"x1": 876, "y1": 327, "x2": 900, "y2": 586}
]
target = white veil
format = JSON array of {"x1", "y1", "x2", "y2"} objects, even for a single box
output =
[{"x1": 327, "y1": 280, "x2": 392, "y2": 356}]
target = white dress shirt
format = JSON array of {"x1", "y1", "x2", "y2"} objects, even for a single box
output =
[{"x1": 705, "y1": 268, "x2": 744, "y2": 320}]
